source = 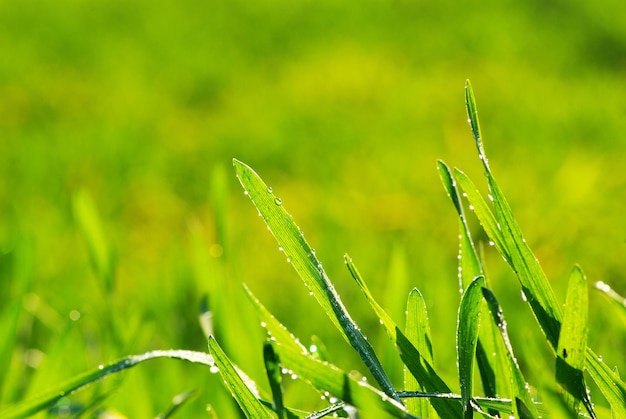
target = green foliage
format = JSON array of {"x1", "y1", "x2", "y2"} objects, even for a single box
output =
[{"x1": 3, "y1": 82, "x2": 626, "y2": 419}]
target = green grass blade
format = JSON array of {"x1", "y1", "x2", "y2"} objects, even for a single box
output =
[
  {"x1": 482, "y1": 287, "x2": 539, "y2": 419},
  {"x1": 595, "y1": 280, "x2": 626, "y2": 322},
  {"x1": 457, "y1": 276, "x2": 485, "y2": 418},
  {"x1": 264, "y1": 341, "x2": 286, "y2": 419},
  {"x1": 439, "y1": 161, "x2": 505, "y2": 404},
  {"x1": 72, "y1": 190, "x2": 115, "y2": 293},
  {"x1": 243, "y1": 284, "x2": 309, "y2": 355},
  {"x1": 345, "y1": 255, "x2": 463, "y2": 419},
  {"x1": 155, "y1": 389, "x2": 200, "y2": 419},
  {"x1": 438, "y1": 160, "x2": 482, "y2": 291},
  {"x1": 208, "y1": 337, "x2": 275, "y2": 418},
  {"x1": 273, "y1": 342, "x2": 412, "y2": 418},
  {"x1": 556, "y1": 266, "x2": 594, "y2": 417},
  {"x1": 0, "y1": 350, "x2": 215, "y2": 418},
  {"x1": 404, "y1": 288, "x2": 433, "y2": 418},
  {"x1": 233, "y1": 159, "x2": 398, "y2": 402}
]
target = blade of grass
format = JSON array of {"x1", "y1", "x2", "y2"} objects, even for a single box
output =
[
  {"x1": 0, "y1": 350, "x2": 215, "y2": 418},
  {"x1": 457, "y1": 276, "x2": 485, "y2": 418},
  {"x1": 556, "y1": 266, "x2": 594, "y2": 417},
  {"x1": 72, "y1": 190, "x2": 115, "y2": 293},
  {"x1": 481, "y1": 287, "x2": 539, "y2": 419},
  {"x1": 345, "y1": 255, "x2": 463, "y2": 419},
  {"x1": 155, "y1": 389, "x2": 199, "y2": 419},
  {"x1": 208, "y1": 337, "x2": 275, "y2": 418},
  {"x1": 233, "y1": 159, "x2": 398, "y2": 402},
  {"x1": 264, "y1": 341, "x2": 286, "y2": 419},
  {"x1": 439, "y1": 161, "x2": 506, "y2": 406},
  {"x1": 404, "y1": 288, "x2": 433, "y2": 418}
]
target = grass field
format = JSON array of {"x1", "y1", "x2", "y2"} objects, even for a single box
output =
[{"x1": 2, "y1": 0, "x2": 626, "y2": 417}]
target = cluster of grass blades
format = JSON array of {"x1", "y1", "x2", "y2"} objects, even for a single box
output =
[{"x1": 3, "y1": 81, "x2": 626, "y2": 418}]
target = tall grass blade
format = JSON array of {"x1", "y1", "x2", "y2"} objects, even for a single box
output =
[
  {"x1": 457, "y1": 276, "x2": 485, "y2": 418},
  {"x1": 0, "y1": 350, "x2": 215, "y2": 418},
  {"x1": 439, "y1": 160, "x2": 505, "y2": 404},
  {"x1": 233, "y1": 159, "x2": 398, "y2": 401},
  {"x1": 461, "y1": 80, "x2": 626, "y2": 416},
  {"x1": 556, "y1": 266, "x2": 594, "y2": 417},
  {"x1": 208, "y1": 337, "x2": 275, "y2": 418},
  {"x1": 345, "y1": 255, "x2": 463, "y2": 418},
  {"x1": 482, "y1": 287, "x2": 539, "y2": 419},
  {"x1": 72, "y1": 190, "x2": 115, "y2": 293},
  {"x1": 437, "y1": 160, "x2": 482, "y2": 291},
  {"x1": 264, "y1": 341, "x2": 286, "y2": 419},
  {"x1": 404, "y1": 288, "x2": 433, "y2": 418},
  {"x1": 155, "y1": 389, "x2": 199, "y2": 419}
]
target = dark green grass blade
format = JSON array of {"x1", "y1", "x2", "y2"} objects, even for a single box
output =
[
  {"x1": 345, "y1": 255, "x2": 463, "y2": 419},
  {"x1": 457, "y1": 276, "x2": 485, "y2": 418},
  {"x1": 264, "y1": 341, "x2": 286, "y2": 419},
  {"x1": 462, "y1": 80, "x2": 626, "y2": 416},
  {"x1": 208, "y1": 337, "x2": 275, "y2": 418},
  {"x1": 233, "y1": 159, "x2": 398, "y2": 402},
  {"x1": 274, "y1": 342, "x2": 412, "y2": 418},
  {"x1": 556, "y1": 266, "x2": 594, "y2": 417},
  {"x1": 482, "y1": 287, "x2": 539, "y2": 419},
  {"x1": 404, "y1": 288, "x2": 433, "y2": 418},
  {"x1": 155, "y1": 389, "x2": 200, "y2": 419},
  {"x1": 0, "y1": 350, "x2": 215, "y2": 418}
]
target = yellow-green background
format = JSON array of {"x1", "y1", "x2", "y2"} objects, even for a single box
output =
[{"x1": 2, "y1": 0, "x2": 626, "y2": 416}]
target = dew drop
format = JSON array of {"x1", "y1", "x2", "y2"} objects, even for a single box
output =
[
  {"x1": 243, "y1": 190, "x2": 249, "y2": 196},
  {"x1": 468, "y1": 205, "x2": 475, "y2": 211},
  {"x1": 267, "y1": 186, "x2": 273, "y2": 193},
  {"x1": 260, "y1": 321, "x2": 267, "y2": 328},
  {"x1": 598, "y1": 355, "x2": 603, "y2": 362},
  {"x1": 278, "y1": 246, "x2": 284, "y2": 252},
  {"x1": 329, "y1": 396, "x2": 338, "y2": 403},
  {"x1": 291, "y1": 373, "x2": 298, "y2": 379},
  {"x1": 286, "y1": 257, "x2": 291, "y2": 263},
  {"x1": 521, "y1": 291, "x2": 528, "y2": 302},
  {"x1": 488, "y1": 240, "x2": 495, "y2": 246},
  {"x1": 274, "y1": 197, "x2": 282, "y2": 206},
  {"x1": 210, "y1": 365, "x2": 219, "y2": 373}
]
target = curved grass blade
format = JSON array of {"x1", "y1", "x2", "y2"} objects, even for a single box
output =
[
  {"x1": 404, "y1": 288, "x2": 433, "y2": 418},
  {"x1": 233, "y1": 159, "x2": 398, "y2": 402},
  {"x1": 345, "y1": 255, "x2": 463, "y2": 418},
  {"x1": 556, "y1": 266, "x2": 594, "y2": 417},
  {"x1": 398, "y1": 393, "x2": 548, "y2": 417},
  {"x1": 274, "y1": 342, "x2": 413, "y2": 418},
  {"x1": 156, "y1": 389, "x2": 200, "y2": 419},
  {"x1": 264, "y1": 341, "x2": 286, "y2": 419},
  {"x1": 457, "y1": 276, "x2": 485, "y2": 418},
  {"x1": 0, "y1": 350, "x2": 215, "y2": 418},
  {"x1": 208, "y1": 337, "x2": 275, "y2": 418},
  {"x1": 482, "y1": 287, "x2": 539, "y2": 419}
]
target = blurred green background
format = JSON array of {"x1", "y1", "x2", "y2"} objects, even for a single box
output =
[{"x1": 2, "y1": 0, "x2": 626, "y2": 416}]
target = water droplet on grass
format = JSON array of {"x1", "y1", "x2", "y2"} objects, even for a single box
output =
[
  {"x1": 267, "y1": 186, "x2": 273, "y2": 193},
  {"x1": 210, "y1": 365, "x2": 219, "y2": 373},
  {"x1": 98, "y1": 365, "x2": 104, "y2": 370},
  {"x1": 274, "y1": 197, "x2": 282, "y2": 205},
  {"x1": 243, "y1": 190, "x2": 249, "y2": 195}
]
